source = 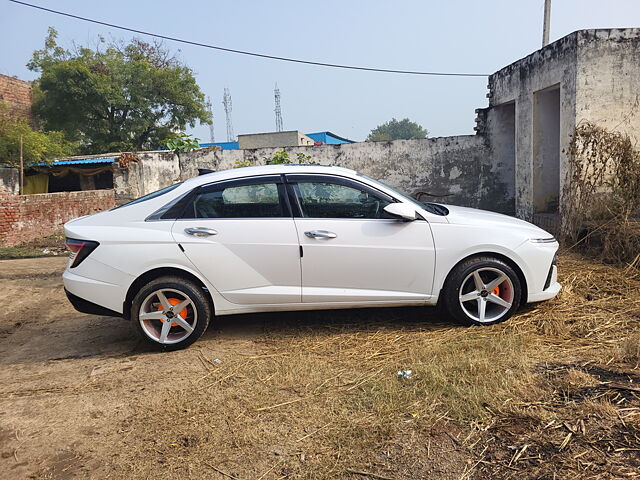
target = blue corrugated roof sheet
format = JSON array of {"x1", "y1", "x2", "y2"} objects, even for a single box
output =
[
  {"x1": 33, "y1": 157, "x2": 116, "y2": 167},
  {"x1": 305, "y1": 132, "x2": 354, "y2": 145},
  {"x1": 200, "y1": 141, "x2": 239, "y2": 150},
  {"x1": 49, "y1": 157, "x2": 116, "y2": 166}
]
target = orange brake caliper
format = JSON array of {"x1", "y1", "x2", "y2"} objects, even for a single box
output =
[
  {"x1": 492, "y1": 286, "x2": 500, "y2": 296},
  {"x1": 158, "y1": 298, "x2": 188, "y2": 327}
]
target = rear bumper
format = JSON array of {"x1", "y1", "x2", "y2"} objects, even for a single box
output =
[
  {"x1": 62, "y1": 268, "x2": 126, "y2": 314},
  {"x1": 65, "y1": 289, "x2": 122, "y2": 317}
]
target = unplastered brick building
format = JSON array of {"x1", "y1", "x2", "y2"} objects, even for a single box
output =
[{"x1": 0, "y1": 73, "x2": 32, "y2": 121}]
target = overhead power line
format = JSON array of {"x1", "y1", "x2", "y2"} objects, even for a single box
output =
[{"x1": 8, "y1": 0, "x2": 490, "y2": 77}]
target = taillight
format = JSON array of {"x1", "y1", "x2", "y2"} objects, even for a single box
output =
[{"x1": 65, "y1": 238, "x2": 99, "y2": 268}]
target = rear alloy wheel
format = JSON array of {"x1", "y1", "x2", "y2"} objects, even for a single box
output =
[
  {"x1": 131, "y1": 276, "x2": 210, "y2": 350},
  {"x1": 443, "y1": 257, "x2": 521, "y2": 326}
]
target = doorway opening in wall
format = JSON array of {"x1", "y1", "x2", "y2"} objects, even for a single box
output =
[
  {"x1": 532, "y1": 85, "x2": 561, "y2": 222},
  {"x1": 492, "y1": 101, "x2": 516, "y2": 215}
]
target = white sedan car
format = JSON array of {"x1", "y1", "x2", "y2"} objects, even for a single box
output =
[{"x1": 63, "y1": 165, "x2": 560, "y2": 350}]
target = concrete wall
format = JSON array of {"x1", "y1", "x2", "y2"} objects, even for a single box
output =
[
  {"x1": 113, "y1": 150, "x2": 180, "y2": 204},
  {"x1": 575, "y1": 29, "x2": 640, "y2": 143},
  {"x1": 0, "y1": 167, "x2": 19, "y2": 195},
  {"x1": 238, "y1": 131, "x2": 315, "y2": 149},
  {"x1": 0, "y1": 189, "x2": 115, "y2": 247},
  {"x1": 113, "y1": 137, "x2": 515, "y2": 213}
]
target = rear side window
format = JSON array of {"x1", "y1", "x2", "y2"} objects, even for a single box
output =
[
  {"x1": 113, "y1": 182, "x2": 182, "y2": 211},
  {"x1": 181, "y1": 179, "x2": 287, "y2": 219}
]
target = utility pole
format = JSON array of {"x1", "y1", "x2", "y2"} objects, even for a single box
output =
[
  {"x1": 274, "y1": 83, "x2": 283, "y2": 132},
  {"x1": 542, "y1": 0, "x2": 551, "y2": 47},
  {"x1": 19, "y1": 135, "x2": 24, "y2": 195}
]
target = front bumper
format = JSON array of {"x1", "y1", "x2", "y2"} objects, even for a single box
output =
[{"x1": 527, "y1": 265, "x2": 561, "y2": 302}]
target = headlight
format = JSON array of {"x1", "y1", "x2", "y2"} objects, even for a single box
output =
[{"x1": 530, "y1": 237, "x2": 557, "y2": 244}]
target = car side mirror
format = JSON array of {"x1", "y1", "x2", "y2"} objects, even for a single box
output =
[{"x1": 383, "y1": 203, "x2": 417, "y2": 221}]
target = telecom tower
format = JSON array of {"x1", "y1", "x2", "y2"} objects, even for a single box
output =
[
  {"x1": 274, "y1": 83, "x2": 283, "y2": 132},
  {"x1": 222, "y1": 88, "x2": 234, "y2": 142},
  {"x1": 205, "y1": 96, "x2": 214, "y2": 142}
]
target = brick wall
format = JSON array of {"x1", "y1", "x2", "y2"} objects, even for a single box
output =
[
  {"x1": 0, "y1": 190, "x2": 115, "y2": 247},
  {"x1": 0, "y1": 74, "x2": 32, "y2": 120}
]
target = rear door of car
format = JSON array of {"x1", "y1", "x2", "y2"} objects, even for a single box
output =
[
  {"x1": 284, "y1": 174, "x2": 435, "y2": 304},
  {"x1": 171, "y1": 175, "x2": 301, "y2": 304}
]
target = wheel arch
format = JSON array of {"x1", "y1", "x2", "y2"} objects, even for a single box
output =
[
  {"x1": 439, "y1": 251, "x2": 528, "y2": 306},
  {"x1": 123, "y1": 266, "x2": 214, "y2": 320}
]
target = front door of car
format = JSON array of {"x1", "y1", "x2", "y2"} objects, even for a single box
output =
[
  {"x1": 284, "y1": 174, "x2": 435, "y2": 304},
  {"x1": 171, "y1": 175, "x2": 301, "y2": 304}
]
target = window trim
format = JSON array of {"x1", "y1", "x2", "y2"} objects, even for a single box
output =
[
  {"x1": 149, "y1": 175, "x2": 293, "y2": 221},
  {"x1": 284, "y1": 173, "x2": 397, "y2": 220}
]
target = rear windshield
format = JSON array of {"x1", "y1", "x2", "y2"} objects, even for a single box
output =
[{"x1": 111, "y1": 183, "x2": 183, "y2": 210}]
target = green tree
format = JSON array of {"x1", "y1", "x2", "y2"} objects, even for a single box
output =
[
  {"x1": 235, "y1": 150, "x2": 314, "y2": 168},
  {"x1": 263, "y1": 150, "x2": 313, "y2": 165},
  {"x1": 165, "y1": 132, "x2": 200, "y2": 154},
  {"x1": 0, "y1": 102, "x2": 75, "y2": 167},
  {"x1": 366, "y1": 118, "x2": 428, "y2": 142},
  {"x1": 28, "y1": 28, "x2": 211, "y2": 154}
]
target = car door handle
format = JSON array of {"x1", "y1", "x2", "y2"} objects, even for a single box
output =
[
  {"x1": 304, "y1": 230, "x2": 337, "y2": 239},
  {"x1": 184, "y1": 227, "x2": 218, "y2": 237}
]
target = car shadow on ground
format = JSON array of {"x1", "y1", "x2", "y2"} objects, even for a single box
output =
[
  {"x1": 0, "y1": 306, "x2": 462, "y2": 365},
  {"x1": 211, "y1": 305, "x2": 455, "y2": 338}
]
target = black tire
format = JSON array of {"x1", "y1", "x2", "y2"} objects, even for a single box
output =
[
  {"x1": 442, "y1": 256, "x2": 521, "y2": 326},
  {"x1": 131, "y1": 276, "x2": 211, "y2": 351}
]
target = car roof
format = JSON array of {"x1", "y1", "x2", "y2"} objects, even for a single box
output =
[{"x1": 184, "y1": 164, "x2": 359, "y2": 188}]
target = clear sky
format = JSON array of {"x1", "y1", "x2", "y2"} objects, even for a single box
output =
[{"x1": 1, "y1": 0, "x2": 640, "y2": 142}]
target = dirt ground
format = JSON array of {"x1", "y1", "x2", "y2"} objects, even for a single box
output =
[
  {"x1": 0, "y1": 256, "x2": 266, "y2": 479},
  {"x1": 0, "y1": 255, "x2": 638, "y2": 479}
]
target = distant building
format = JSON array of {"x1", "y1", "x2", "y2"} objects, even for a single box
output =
[
  {"x1": 238, "y1": 130, "x2": 314, "y2": 149},
  {"x1": 200, "y1": 131, "x2": 354, "y2": 150}
]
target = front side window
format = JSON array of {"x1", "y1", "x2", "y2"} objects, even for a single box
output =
[
  {"x1": 183, "y1": 181, "x2": 285, "y2": 218},
  {"x1": 293, "y1": 181, "x2": 392, "y2": 219}
]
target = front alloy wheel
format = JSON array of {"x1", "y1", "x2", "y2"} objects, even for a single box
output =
[
  {"x1": 443, "y1": 257, "x2": 521, "y2": 326},
  {"x1": 131, "y1": 276, "x2": 211, "y2": 350},
  {"x1": 458, "y1": 267, "x2": 515, "y2": 323}
]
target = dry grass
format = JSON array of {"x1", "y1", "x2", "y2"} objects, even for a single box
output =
[
  {"x1": 0, "y1": 233, "x2": 66, "y2": 259},
  {"x1": 95, "y1": 253, "x2": 640, "y2": 479}
]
